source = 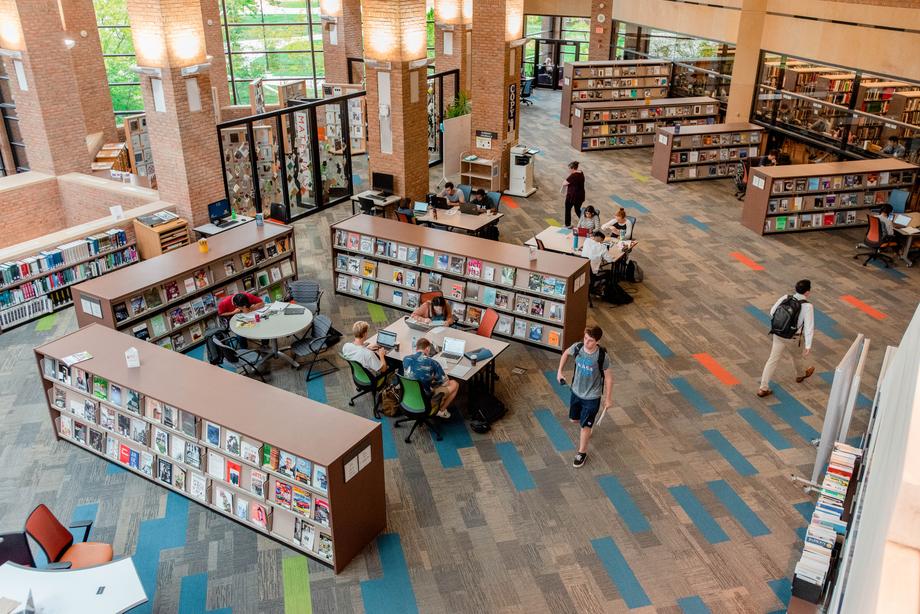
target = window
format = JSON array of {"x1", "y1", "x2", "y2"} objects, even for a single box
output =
[
  {"x1": 427, "y1": 6, "x2": 435, "y2": 60},
  {"x1": 220, "y1": 0, "x2": 326, "y2": 106},
  {"x1": 93, "y1": 0, "x2": 144, "y2": 123}
]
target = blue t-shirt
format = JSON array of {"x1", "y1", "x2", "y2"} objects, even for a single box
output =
[{"x1": 402, "y1": 351, "x2": 446, "y2": 394}]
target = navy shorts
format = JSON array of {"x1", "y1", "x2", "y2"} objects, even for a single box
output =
[{"x1": 569, "y1": 395, "x2": 601, "y2": 428}]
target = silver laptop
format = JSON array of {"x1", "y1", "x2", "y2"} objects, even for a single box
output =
[
  {"x1": 405, "y1": 317, "x2": 432, "y2": 331},
  {"x1": 893, "y1": 213, "x2": 911, "y2": 227},
  {"x1": 376, "y1": 329, "x2": 398, "y2": 350},
  {"x1": 440, "y1": 337, "x2": 466, "y2": 362}
]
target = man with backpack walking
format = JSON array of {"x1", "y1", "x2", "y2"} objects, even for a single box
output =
[
  {"x1": 557, "y1": 325, "x2": 613, "y2": 467},
  {"x1": 757, "y1": 279, "x2": 816, "y2": 398}
]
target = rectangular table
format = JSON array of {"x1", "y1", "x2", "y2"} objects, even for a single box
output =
[
  {"x1": 525, "y1": 226, "x2": 636, "y2": 262},
  {"x1": 193, "y1": 215, "x2": 253, "y2": 238},
  {"x1": 415, "y1": 208, "x2": 504, "y2": 236},
  {"x1": 350, "y1": 190, "x2": 401, "y2": 216},
  {"x1": 895, "y1": 226, "x2": 919, "y2": 266}
]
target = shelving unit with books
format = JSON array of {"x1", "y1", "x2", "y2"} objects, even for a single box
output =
[
  {"x1": 560, "y1": 59, "x2": 672, "y2": 126},
  {"x1": 651, "y1": 122, "x2": 764, "y2": 183},
  {"x1": 0, "y1": 203, "x2": 176, "y2": 331},
  {"x1": 35, "y1": 324, "x2": 384, "y2": 572},
  {"x1": 70, "y1": 223, "x2": 297, "y2": 354},
  {"x1": 331, "y1": 215, "x2": 589, "y2": 352},
  {"x1": 740, "y1": 159, "x2": 918, "y2": 235},
  {"x1": 460, "y1": 154, "x2": 501, "y2": 192},
  {"x1": 570, "y1": 97, "x2": 720, "y2": 152}
]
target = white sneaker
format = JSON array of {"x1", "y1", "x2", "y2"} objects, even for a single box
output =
[{"x1": 437, "y1": 409, "x2": 451, "y2": 419}]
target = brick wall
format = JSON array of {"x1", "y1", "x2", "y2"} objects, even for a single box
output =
[
  {"x1": 200, "y1": 0, "x2": 232, "y2": 110},
  {"x1": 57, "y1": 173, "x2": 160, "y2": 226},
  {"x1": 322, "y1": 0, "x2": 364, "y2": 84},
  {"x1": 0, "y1": 172, "x2": 65, "y2": 248},
  {"x1": 588, "y1": 0, "x2": 612, "y2": 60}
]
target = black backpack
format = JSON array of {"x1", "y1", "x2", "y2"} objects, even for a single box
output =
[
  {"x1": 572, "y1": 342, "x2": 608, "y2": 382},
  {"x1": 604, "y1": 281, "x2": 634, "y2": 305},
  {"x1": 770, "y1": 295, "x2": 806, "y2": 339},
  {"x1": 470, "y1": 393, "x2": 507, "y2": 433}
]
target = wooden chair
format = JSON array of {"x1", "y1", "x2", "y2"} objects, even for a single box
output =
[
  {"x1": 25, "y1": 504, "x2": 113, "y2": 570},
  {"x1": 854, "y1": 214, "x2": 898, "y2": 267},
  {"x1": 476, "y1": 308, "x2": 500, "y2": 338}
]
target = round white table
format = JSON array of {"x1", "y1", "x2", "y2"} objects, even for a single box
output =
[{"x1": 231, "y1": 303, "x2": 313, "y2": 368}]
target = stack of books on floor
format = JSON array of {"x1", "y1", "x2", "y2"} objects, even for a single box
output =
[{"x1": 792, "y1": 441, "x2": 863, "y2": 603}]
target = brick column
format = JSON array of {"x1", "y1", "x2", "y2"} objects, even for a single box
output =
[
  {"x1": 434, "y1": 0, "x2": 472, "y2": 96},
  {"x1": 725, "y1": 0, "x2": 766, "y2": 122},
  {"x1": 321, "y1": 0, "x2": 364, "y2": 84},
  {"x1": 59, "y1": 0, "x2": 118, "y2": 143},
  {"x1": 0, "y1": 0, "x2": 92, "y2": 175},
  {"x1": 200, "y1": 0, "x2": 231, "y2": 111},
  {"x1": 126, "y1": 0, "x2": 224, "y2": 225},
  {"x1": 362, "y1": 0, "x2": 429, "y2": 201},
  {"x1": 588, "y1": 0, "x2": 612, "y2": 61},
  {"x1": 470, "y1": 0, "x2": 523, "y2": 190}
]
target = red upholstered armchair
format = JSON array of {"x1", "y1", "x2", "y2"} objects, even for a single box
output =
[{"x1": 24, "y1": 504, "x2": 113, "y2": 570}]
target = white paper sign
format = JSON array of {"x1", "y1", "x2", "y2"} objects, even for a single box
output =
[
  {"x1": 752, "y1": 175, "x2": 765, "y2": 190},
  {"x1": 125, "y1": 347, "x2": 140, "y2": 368},
  {"x1": 344, "y1": 457, "x2": 359, "y2": 482},
  {"x1": 658, "y1": 134, "x2": 668, "y2": 145},
  {"x1": 151, "y1": 78, "x2": 166, "y2": 113},
  {"x1": 109, "y1": 205, "x2": 125, "y2": 219},
  {"x1": 475, "y1": 136, "x2": 492, "y2": 149},
  {"x1": 574, "y1": 108, "x2": 582, "y2": 118},
  {"x1": 444, "y1": 31, "x2": 453, "y2": 56},
  {"x1": 357, "y1": 445, "x2": 372, "y2": 470}
]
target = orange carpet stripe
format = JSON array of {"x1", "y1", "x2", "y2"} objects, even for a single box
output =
[
  {"x1": 500, "y1": 195, "x2": 519, "y2": 209},
  {"x1": 729, "y1": 252, "x2": 764, "y2": 271},
  {"x1": 692, "y1": 353, "x2": 740, "y2": 386},
  {"x1": 840, "y1": 294, "x2": 888, "y2": 320}
]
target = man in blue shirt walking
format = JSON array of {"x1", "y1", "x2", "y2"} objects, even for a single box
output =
[{"x1": 402, "y1": 338, "x2": 459, "y2": 418}]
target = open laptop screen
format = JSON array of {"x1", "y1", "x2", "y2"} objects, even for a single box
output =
[
  {"x1": 377, "y1": 330, "x2": 398, "y2": 348},
  {"x1": 442, "y1": 337, "x2": 466, "y2": 356}
]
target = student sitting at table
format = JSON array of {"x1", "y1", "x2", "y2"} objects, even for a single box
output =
[
  {"x1": 439, "y1": 182, "x2": 465, "y2": 205},
  {"x1": 402, "y1": 338, "x2": 459, "y2": 418},
  {"x1": 575, "y1": 205, "x2": 601, "y2": 234},
  {"x1": 410, "y1": 295, "x2": 456, "y2": 326},
  {"x1": 601, "y1": 207, "x2": 633, "y2": 239},
  {"x1": 469, "y1": 188, "x2": 493, "y2": 211},
  {"x1": 217, "y1": 292, "x2": 265, "y2": 317},
  {"x1": 580, "y1": 231, "x2": 614, "y2": 273},
  {"x1": 341, "y1": 321, "x2": 389, "y2": 376}
]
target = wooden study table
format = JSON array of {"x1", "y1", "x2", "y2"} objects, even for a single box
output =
[
  {"x1": 895, "y1": 226, "x2": 919, "y2": 266},
  {"x1": 350, "y1": 190, "x2": 401, "y2": 216},
  {"x1": 415, "y1": 208, "x2": 504, "y2": 236},
  {"x1": 525, "y1": 226, "x2": 637, "y2": 262}
]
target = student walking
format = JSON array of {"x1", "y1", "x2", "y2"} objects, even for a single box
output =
[
  {"x1": 757, "y1": 279, "x2": 816, "y2": 397},
  {"x1": 557, "y1": 325, "x2": 613, "y2": 467},
  {"x1": 562, "y1": 161, "x2": 585, "y2": 227}
]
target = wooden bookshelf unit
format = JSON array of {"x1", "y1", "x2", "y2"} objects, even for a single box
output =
[
  {"x1": 35, "y1": 324, "x2": 385, "y2": 572},
  {"x1": 651, "y1": 123, "x2": 764, "y2": 183},
  {"x1": 460, "y1": 154, "x2": 501, "y2": 192},
  {"x1": 741, "y1": 159, "x2": 918, "y2": 235},
  {"x1": 0, "y1": 203, "x2": 177, "y2": 332},
  {"x1": 71, "y1": 222, "x2": 297, "y2": 353},
  {"x1": 560, "y1": 59, "x2": 672, "y2": 126},
  {"x1": 331, "y1": 215, "x2": 590, "y2": 352},
  {"x1": 134, "y1": 216, "x2": 190, "y2": 259},
  {"x1": 570, "y1": 97, "x2": 719, "y2": 152}
]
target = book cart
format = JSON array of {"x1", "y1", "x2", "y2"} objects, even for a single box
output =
[
  {"x1": 560, "y1": 59, "x2": 672, "y2": 126},
  {"x1": 650, "y1": 123, "x2": 764, "y2": 183},
  {"x1": 570, "y1": 97, "x2": 720, "y2": 152},
  {"x1": 331, "y1": 215, "x2": 590, "y2": 352},
  {"x1": 70, "y1": 223, "x2": 297, "y2": 354},
  {"x1": 36, "y1": 324, "x2": 385, "y2": 572},
  {"x1": 740, "y1": 159, "x2": 918, "y2": 235}
]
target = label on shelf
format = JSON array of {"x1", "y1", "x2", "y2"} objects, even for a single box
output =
[
  {"x1": 752, "y1": 176, "x2": 766, "y2": 190},
  {"x1": 658, "y1": 134, "x2": 668, "y2": 145}
]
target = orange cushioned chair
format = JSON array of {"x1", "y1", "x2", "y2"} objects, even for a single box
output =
[
  {"x1": 419, "y1": 290, "x2": 443, "y2": 305},
  {"x1": 854, "y1": 214, "x2": 897, "y2": 267},
  {"x1": 477, "y1": 308, "x2": 500, "y2": 338},
  {"x1": 25, "y1": 504, "x2": 113, "y2": 570}
]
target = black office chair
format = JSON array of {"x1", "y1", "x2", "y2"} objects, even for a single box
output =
[
  {"x1": 521, "y1": 78, "x2": 535, "y2": 106},
  {"x1": 288, "y1": 279, "x2": 323, "y2": 314},
  {"x1": 291, "y1": 314, "x2": 341, "y2": 380},
  {"x1": 206, "y1": 329, "x2": 269, "y2": 381},
  {"x1": 588, "y1": 261, "x2": 614, "y2": 308},
  {"x1": 626, "y1": 216, "x2": 637, "y2": 239},
  {"x1": 854, "y1": 215, "x2": 898, "y2": 267}
]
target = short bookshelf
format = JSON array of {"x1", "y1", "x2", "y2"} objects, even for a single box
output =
[
  {"x1": 570, "y1": 97, "x2": 720, "y2": 152},
  {"x1": 0, "y1": 203, "x2": 176, "y2": 332},
  {"x1": 560, "y1": 59, "x2": 672, "y2": 126},
  {"x1": 70, "y1": 222, "x2": 297, "y2": 353},
  {"x1": 740, "y1": 159, "x2": 918, "y2": 235},
  {"x1": 35, "y1": 324, "x2": 385, "y2": 572},
  {"x1": 331, "y1": 215, "x2": 590, "y2": 352},
  {"x1": 651, "y1": 122, "x2": 764, "y2": 183}
]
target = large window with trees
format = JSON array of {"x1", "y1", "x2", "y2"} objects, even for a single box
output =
[{"x1": 93, "y1": 0, "x2": 143, "y2": 123}]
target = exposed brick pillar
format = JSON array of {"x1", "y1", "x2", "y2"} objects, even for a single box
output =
[
  {"x1": 126, "y1": 0, "x2": 225, "y2": 225},
  {"x1": 588, "y1": 0, "x2": 612, "y2": 61},
  {"x1": 434, "y1": 0, "x2": 472, "y2": 96},
  {"x1": 200, "y1": 0, "x2": 231, "y2": 111},
  {"x1": 321, "y1": 0, "x2": 364, "y2": 85},
  {"x1": 0, "y1": 0, "x2": 92, "y2": 175},
  {"x1": 470, "y1": 0, "x2": 523, "y2": 190},
  {"x1": 725, "y1": 0, "x2": 766, "y2": 122},
  {"x1": 59, "y1": 0, "x2": 118, "y2": 143},
  {"x1": 362, "y1": 0, "x2": 429, "y2": 201}
]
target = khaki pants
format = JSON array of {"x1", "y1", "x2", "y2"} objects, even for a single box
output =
[{"x1": 759, "y1": 335, "x2": 808, "y2": 390}]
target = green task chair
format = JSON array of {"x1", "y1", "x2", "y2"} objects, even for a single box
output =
[
  {"x1": 394, "y1": 375, "x2": 443, "y2": 443},
  {"x1": 344, "y1": 359, "x2": 388, "y2": 418}
]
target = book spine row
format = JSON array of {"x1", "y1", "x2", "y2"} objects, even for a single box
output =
[{"x1": 0, "y1": 228, "x2": 129, "y2": 286}]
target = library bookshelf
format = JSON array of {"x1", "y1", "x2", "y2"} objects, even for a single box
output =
[
  {"x1": 35, "y1": 324, "x2": 385, "y2": 572},
  {"x1": 651, "y1": 122, "x2": 764, "y2": 184},
  {"x1": 70, "y1": 222, "x2": 297, "y2": 354},
  {"x1": 331, "y1": 215, "x2": 590, "y2": 352},
  {"x1": 560, "y1": 59, "x2": 672, "y2": 126},
  {"x1": 460, "y1": 154, "x2": 501, "y2": 192},
  {"x1": 0, "y1": 203, "x2": 176, "y2": 332},
  {"x1": 741, "y1": 159, "x2": 918, "y2": 235},
  {"x1": 570, "y1": 97, "x2": 720, "y2": 152}
]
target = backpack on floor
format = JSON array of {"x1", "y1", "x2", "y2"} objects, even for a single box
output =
[
  {"x1": 624, "y1": 260, "x2": 644, "y2": 283},
  {"x1": 482, "y1": 225, "x2": 500, "y2": 241},
  {"x1": 470, "y1": 393, "x2": 507, "y2": 433},
  {"x1": 604, "y1": 281, "x2": 634, "y2": 305},
  {"x1": 770, "y1": 295, "x2": 806, "y2": 339}
]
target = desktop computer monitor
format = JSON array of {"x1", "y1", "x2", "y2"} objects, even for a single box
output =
[
  {"x1": 208, "y1": 199, "x2": 231, "y2": 224},
  {"x1": 371, "y1": 172, "x2": 394, "y2": 195}
]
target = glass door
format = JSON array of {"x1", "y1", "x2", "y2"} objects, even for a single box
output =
[{"x1": 534, "y1": 40, "x2": 560, "y2": 89}]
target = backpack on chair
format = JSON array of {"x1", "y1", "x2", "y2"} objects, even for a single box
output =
[
  {"x1": 624, "y1": 260, "x2": 643, "y2": 283},
  {"x1": 770, "y1": 295, "x2": 806, "y2": 339}
]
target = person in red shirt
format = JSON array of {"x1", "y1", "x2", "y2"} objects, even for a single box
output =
[{"x1": 217, "y1": 292, "x2": 264, "y2": 317}]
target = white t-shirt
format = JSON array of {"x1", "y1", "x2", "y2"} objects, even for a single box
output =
[
  {"x1": 580, "y1": 238, "x2": 610, "y2": 273},
  {"x1": 341, "y1": 342, "x2": 382, "y2": 373}
]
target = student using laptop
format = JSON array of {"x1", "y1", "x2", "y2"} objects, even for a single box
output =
[
  {"x1": 468, "y1": 188, "x2": 492, "y2": 212},
  {"x1": 575, "y1": 206, "x2": 601, "y2": 234},
  {"x1": 341, "y1": 321, "x2": 388, "y2": 376},
  {"x1": 439, "y1": 182, "x2": 465, "y2": 206},
  {"x1": 410, "y1": 295, "x2": 455, "y2": 326},
  {"x1": 402, "y1": 338, "x2": 459, "y2": 418}
]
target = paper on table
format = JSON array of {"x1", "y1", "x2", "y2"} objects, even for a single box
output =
[{"x1": 448, "y1": 364, "x2": 472, "y2": 378}]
